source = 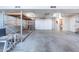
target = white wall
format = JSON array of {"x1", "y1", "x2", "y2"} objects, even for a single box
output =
[
  {"x1": 35, "y1": 19, "x2": 53, "y2": 30},
  {"x1": 70, "y1": 16, "x2": 75, "y2": 32},
  {"x1": 63, "y1": 17, "x2": 69, "y2": 31},
  {"x1": 75, "y1": 16, "x2": 79, "y2": 28},
  {"x1": 52, "y1": 19, "x2": 55, "y2": 30},
  {"x1": 64, "y1": 16, "x2": 77, "y2": 32},
  {"x1": 74, "y1": 15, "x2": 79, "y2": 32}
]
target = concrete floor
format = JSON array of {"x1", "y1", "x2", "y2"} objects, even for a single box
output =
[{"x1": 11, "y1": 30, "x2": 79, "y2": 52}]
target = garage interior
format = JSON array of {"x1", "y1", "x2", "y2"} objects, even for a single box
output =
[{"x1": 0, "y1": 6, "x2": 79, "y2": 52}]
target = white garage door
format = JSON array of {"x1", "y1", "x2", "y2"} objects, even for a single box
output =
[{"x1": 35, "y1": 19, "x2": 53, "y2": 30}]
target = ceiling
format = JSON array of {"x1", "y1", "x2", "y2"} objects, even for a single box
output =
[
  {"x1": 2, "y1": 9, "x2": 79, "y2": 18},
  {"x1": 22, "y1": 9, "x2": 79, "y2": 18}
]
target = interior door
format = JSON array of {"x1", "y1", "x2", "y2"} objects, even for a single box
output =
[{"x1": 59, "y1": 19, "x2": 64, "y2": 31}]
